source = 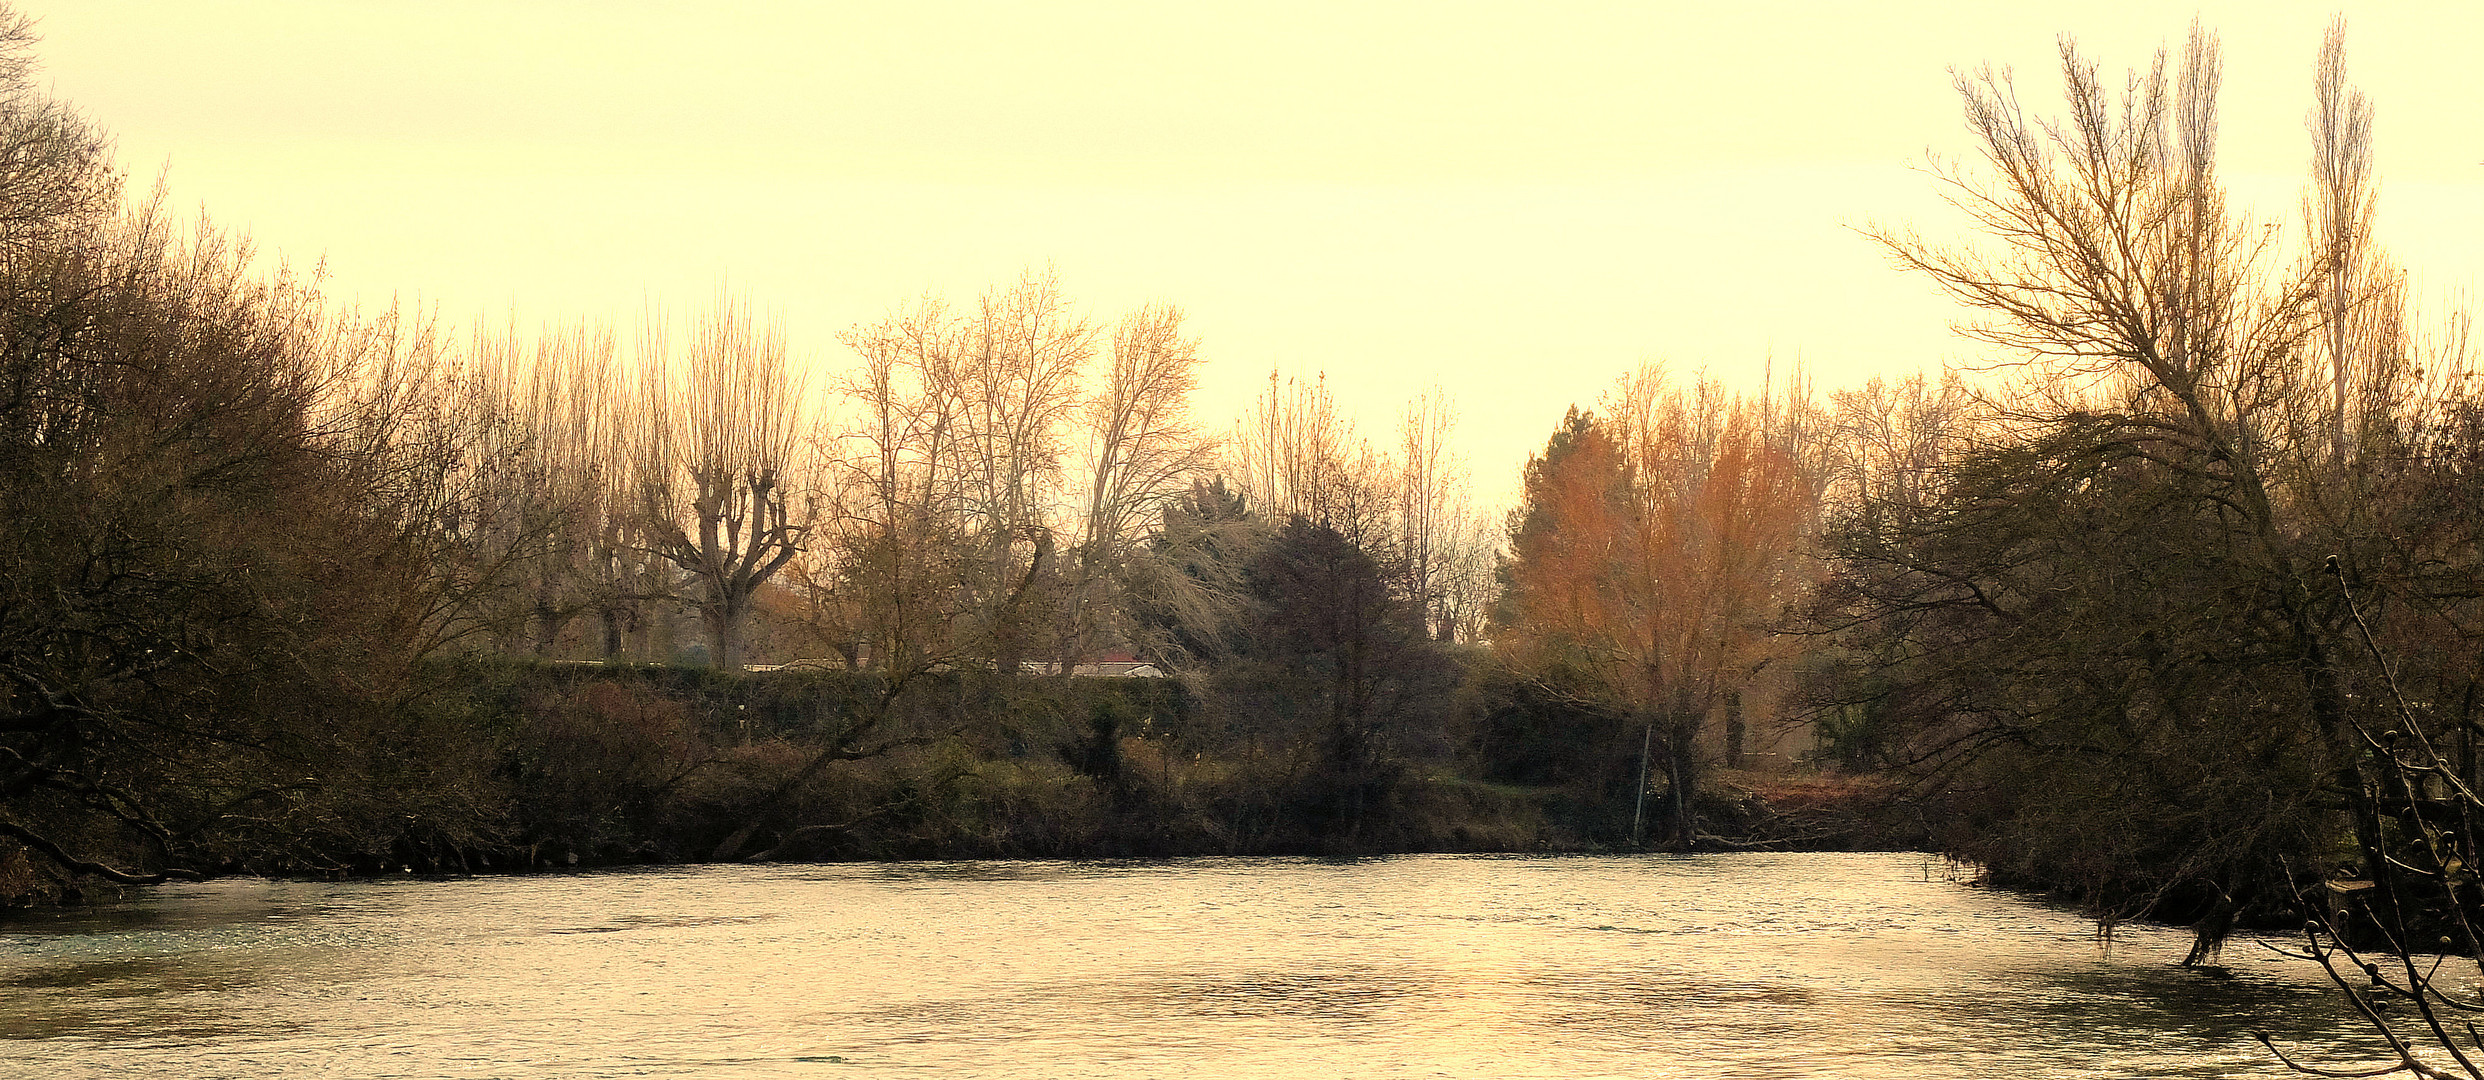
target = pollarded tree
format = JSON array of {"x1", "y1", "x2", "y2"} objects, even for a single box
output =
[
  {"x1": 460, "y1": 318, "x2": 622, "y2": 658},
  {"x1": 482, "y1": 318, "x2": 676, "y2": 662},
  {"x1": 637, "y1": 291, "x2": 808, "y2": 669},
  {"x1": 698, "y1": 297, "x2": 972, "y2": 864}
]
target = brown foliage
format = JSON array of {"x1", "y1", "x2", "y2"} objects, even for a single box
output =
[{"x1": 1495, "y1": 371, "x2": 1825, "y2": 847}]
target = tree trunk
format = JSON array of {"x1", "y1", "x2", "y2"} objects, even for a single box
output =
[
  {"x1": 532, "y1": 601, "x2": 563, "y2": 657},
  {"x1": 707, "y1": 600, "x2": 743, "y2": 670},
  {"x1": 600, "y1": 606, "x2": 627, "y2": 659},
  {"x1": 1665, "y1": 715, "x2": 1699, "y2": 850}
]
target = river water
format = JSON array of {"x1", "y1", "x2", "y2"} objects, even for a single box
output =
[{"x1": 0, "y1": 852, "x2": 2407, "y2": 1078}]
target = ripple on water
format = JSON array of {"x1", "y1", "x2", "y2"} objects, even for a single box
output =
[{"x1": 0, "y1": 852, "x2": 2405, "y2": 1079}]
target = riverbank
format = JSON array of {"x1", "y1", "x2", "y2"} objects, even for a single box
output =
[
  {"x1": 0, "y1": 770, "x2": 1918, "y2": 905},
  {"x1": 0, "y1": 661, "x2": 1921, "y2": 905}
]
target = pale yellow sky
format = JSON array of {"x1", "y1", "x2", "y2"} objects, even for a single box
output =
[{"x1": 33, "y1": 1, "x2": 2484, "y2": 508}]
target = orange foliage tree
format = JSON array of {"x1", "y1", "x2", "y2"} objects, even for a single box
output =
[{"x1": 1496, "y1": 367, "x2": 1825, "y2": 848}]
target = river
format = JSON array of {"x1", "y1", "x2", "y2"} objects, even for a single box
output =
[{"x1": 0, "y1": 852, "x2": 2403, "y2": 1078}]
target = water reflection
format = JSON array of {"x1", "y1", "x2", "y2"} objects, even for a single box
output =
[{"x1": 0, "y1": 853, "x2": 2402, "y2": 1078}]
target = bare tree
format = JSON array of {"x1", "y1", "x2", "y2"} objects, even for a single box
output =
[
  {"x1": 0, "y1": 4, "x2": 563, "y2": 885},
  {"x1": 1430, "y1": 499, "x2": 1502, "y2": 645},
  {"x1": 458, "y1": 318, "x2": 614, "y2": 657},
  {"x1": 2303, "y1": 16, "x2": 2405, "y2": 471},
  {"x1": 956, "y1": 270, "x2": 1092, "y2": 673},
  {"x1": 1232, "y1": 368, "x2": 1395, "y2": 548},
  {"x1": 1055, "y1": 302, "x2": 1214, "y2": 672},
  {"x1": 704, "y1": 286, "x2": 1018, "y2": 861},
  {"x1": 0, "y1": 8, "x2": 109, "y2": 258},
  {"x1": 1822, "y1": 373, "x2": 1967, "y2": 537},
  {"x1": 1840, "y1": 39, "x2": 2484, "y2": 1076},
  {"x1": 823, "y1": 293, "x2": 974, "y2": 675},
  {"x1": 1849, "y1": 20, "x2": 2347, "y2": 926},
  {"x1": 1391, "y1": 385, "x2": 1504, "y2": 644},
  {"x1": 638, "y1": 291, "x2": 808, "y2": 669},
  {"x1": 818, "y1": 269, "x2": 1113, "y2": 675},
  {"x1": 1396, "y1": 386, "x2": 1458, "y2": 639},
  {"x1": 560, "y1": 322, "x2": 679, "y2": 660}
]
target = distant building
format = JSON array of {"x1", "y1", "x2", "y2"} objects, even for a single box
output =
[
  {"x1": 740, "y1": 657, "x2": 845, "y2": 673},
  {"x1": 1019, "y1": 650, "x2": 1165, "y2": 678}
]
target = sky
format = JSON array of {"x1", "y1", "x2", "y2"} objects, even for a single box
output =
[{"x1": 32, "y1": 1, "x2": 2484, "y2": 509}]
